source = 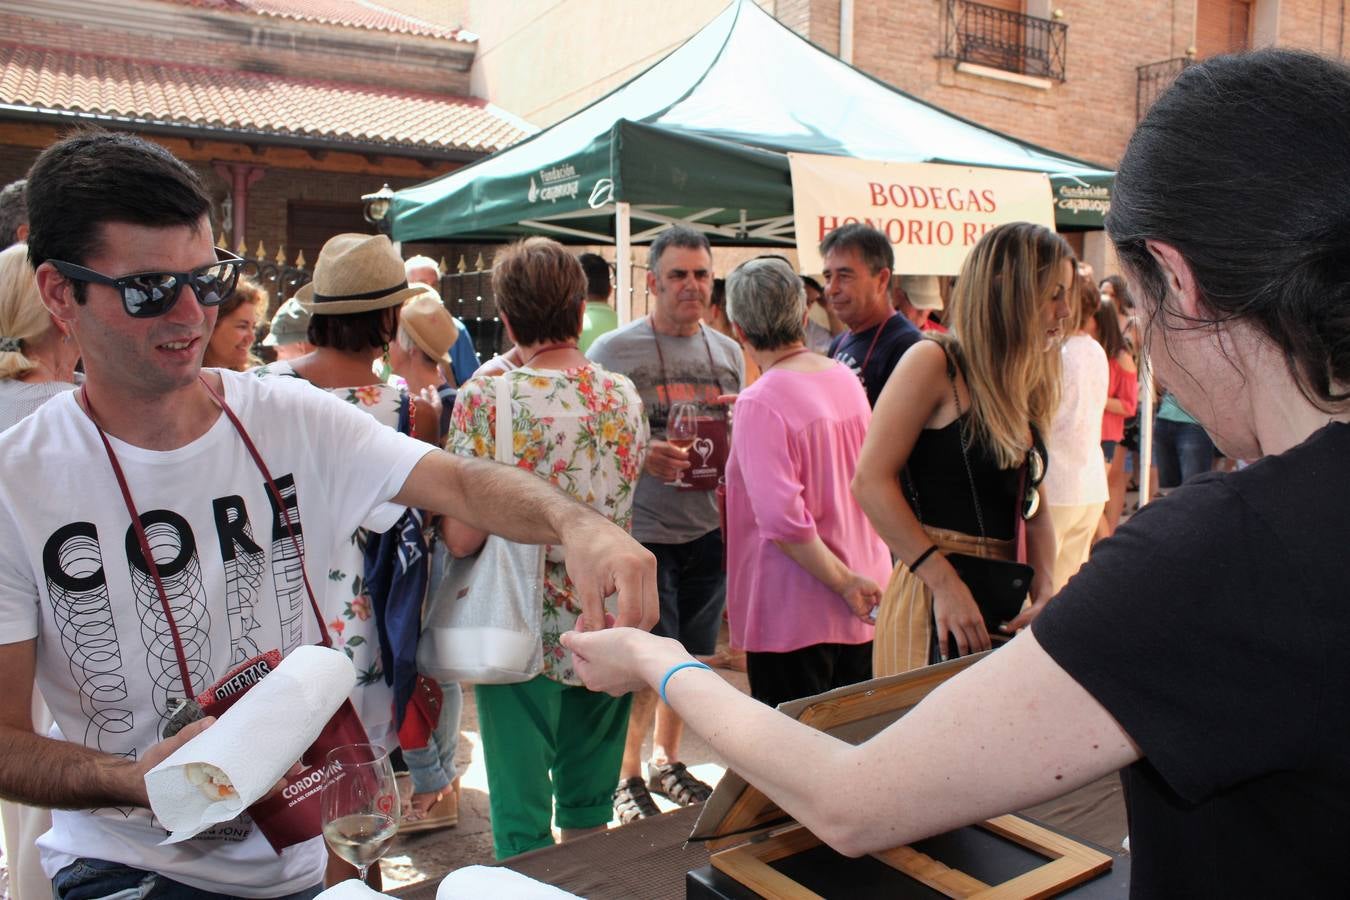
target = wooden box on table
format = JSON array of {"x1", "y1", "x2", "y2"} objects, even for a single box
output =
[{"x1": 686, "y1": 655, "x2": 1120, "y2": 899}]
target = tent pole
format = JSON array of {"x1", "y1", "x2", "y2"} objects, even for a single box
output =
[{"x1": 616, "y1": 201, "x2": 633, "y2": 324}]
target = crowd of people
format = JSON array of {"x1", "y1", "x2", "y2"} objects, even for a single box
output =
[{"x1": 0, "y1": 45, "x2": 1343, "y2": 898}]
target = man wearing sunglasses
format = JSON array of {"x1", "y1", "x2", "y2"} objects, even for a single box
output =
[{"x1": 0, "y1": 131, "x2": 658, "y2": 898}]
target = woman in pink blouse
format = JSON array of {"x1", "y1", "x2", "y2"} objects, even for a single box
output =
[{"x1": 722, "y1": 257, "x2": 891, "y2": 708}]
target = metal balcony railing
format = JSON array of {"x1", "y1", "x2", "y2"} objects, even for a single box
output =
[
  {"x1": 941, "y1": 0, "x2": 1068, "y2": 82},
  {"x1": 1136, "y1": 57, "x2": 1192, "y2": 121}
]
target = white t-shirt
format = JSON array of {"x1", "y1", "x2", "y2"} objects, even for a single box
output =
[
  {"x1": 0, "y1": 370, "x2": 432, "y2": 895},
  {"x1": 1044, "y1": 333, "x2": 1110, "y2": 507}
]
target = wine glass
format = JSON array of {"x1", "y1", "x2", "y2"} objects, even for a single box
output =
[
  {"x1": 321, "y1": 743, "x2": 399, "y2": 881},
  {"x1": 665, "y1": 402, "x2": 700, "y2": 487}
]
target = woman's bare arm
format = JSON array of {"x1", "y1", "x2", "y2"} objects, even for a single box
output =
[{"x1": 564, "y1": 626, "x2": 1139, "y2": 856}]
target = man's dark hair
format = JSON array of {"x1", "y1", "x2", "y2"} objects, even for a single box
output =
[
  {"x1": 647, "y1": 225, "x2": 711, "y2": 275},
  {"x1": 577, "y1": 252, "x2": 611, "y2": 300},
  {"x1": 308, "y1": 307, "x2": 399, "y2": 353},
  {"x1": 1108, "y1": 49, "x2": 1350, "y2": 407},
  {"x1": 0, "y1": 179, "x2": 26, "y2": 248},
  {"x1": 25, "y1": 131, "x2": 211, "y2": 290},
  {"x1": 819, "y1": 223, "x2": 893, "y2": 275}
]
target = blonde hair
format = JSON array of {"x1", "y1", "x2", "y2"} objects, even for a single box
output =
[
  {"x1": 942, "y1": 222, "x2": 1073, "y2": 469},
  {"x1": 0, "y1": 243, "x2": 51, "y2": 380}
]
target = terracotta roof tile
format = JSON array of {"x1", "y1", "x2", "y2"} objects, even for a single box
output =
[
  {"x1": 0, "y1": 43, "x2": 526, "y2": 154},
  {"x1": 169, "y1": 0, "x2": 472, "y2": 41}
]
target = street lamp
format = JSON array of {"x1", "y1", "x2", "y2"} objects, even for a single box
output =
[{"x1": 362, "y1": 183, "x2": 395, "y2": 233}]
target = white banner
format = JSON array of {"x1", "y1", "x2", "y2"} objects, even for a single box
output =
[{"x1": 789, "y1": 154, "x2": 1056, "y2": 275}]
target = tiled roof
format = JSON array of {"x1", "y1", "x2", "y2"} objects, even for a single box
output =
[
  {"x1": 172, "y1": 0, "x2": 473, "y2": 41},
  {"x1": 0, "y1": 43, "x2": 527, "y2": 155}
]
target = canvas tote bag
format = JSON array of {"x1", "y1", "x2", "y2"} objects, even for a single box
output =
[{"x1": 417, "y1": 376, "x2": 546, "y2": 684}]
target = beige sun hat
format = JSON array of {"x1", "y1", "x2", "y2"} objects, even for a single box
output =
[
  {"x1": 294, "y1": 233, "x2": 425, "y2": 315},
  {"x1": 400, "y1": 286, "x2": 458, "y2": 370},
  {"x1": 900, "y1": 274, "x2": 943, "y2": 311}
]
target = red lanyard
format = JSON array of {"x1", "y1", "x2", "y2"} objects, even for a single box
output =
[
  {"x1": 80, "y1": 377, "x2": 331, "y2": 699},
  {"x1": 857, "y1": 313, "x2": 896, "y2": 378}
]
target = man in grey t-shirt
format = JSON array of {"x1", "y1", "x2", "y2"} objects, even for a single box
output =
[{"x1": 588, "y1": 226, "x2": 743, "y2": 822}]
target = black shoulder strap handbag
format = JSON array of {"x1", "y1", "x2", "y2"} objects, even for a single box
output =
[{"x1": 904, "y1": 352, "x2": 1034, "y2": 644}]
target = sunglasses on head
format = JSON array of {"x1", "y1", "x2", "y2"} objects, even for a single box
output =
[{"x1": 49, "y1": 249, "x2": 245, "y2": 318}]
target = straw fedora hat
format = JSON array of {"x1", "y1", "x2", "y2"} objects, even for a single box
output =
[
  {"x1": 295, "y1": 233, "x2": 425, "y2": 315},
  {"x1": 400, "y1": 286, "x2": 458, "y2": 371}
]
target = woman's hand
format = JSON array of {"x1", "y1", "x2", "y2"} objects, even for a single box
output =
[
  {"x1": 838, "y1": 572, "x2": 882, "y2": 622},
  {"x1": 561, "y1": 628, "x2": 687, "y2": 696},
  {"x1": 930, "y1": 576, "x2": 990, "y2": 659}
]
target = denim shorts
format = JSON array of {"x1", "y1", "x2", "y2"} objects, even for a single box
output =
[{"x1": 52, "y1": 858, "x2": 323, "y2": 900}]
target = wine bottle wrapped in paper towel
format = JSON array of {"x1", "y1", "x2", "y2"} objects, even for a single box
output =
[{"x1": 145, "y1": 645, "x2": 357, "y2": 844}]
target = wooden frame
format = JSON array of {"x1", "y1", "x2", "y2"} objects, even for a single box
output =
[
  {"x1": 699, "y1": 657, "x2": 985, "y2": 852},
  {"x1": 695, "y1": 656, "x2": 1112, "y2": 899},
  {"x1": 710, "y1": 815, "x2": 1111, "y2": 899}
]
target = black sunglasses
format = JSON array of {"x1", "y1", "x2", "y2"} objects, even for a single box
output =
[{"x1": 49, "y1": 249, "x2": 245, "y2": 319}]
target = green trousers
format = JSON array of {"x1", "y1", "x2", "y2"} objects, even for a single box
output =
[{"x1": 476, "y1": 675, "x2": 633, "y2": 859}]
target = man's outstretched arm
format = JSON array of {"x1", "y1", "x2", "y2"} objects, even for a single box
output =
[
  {"x1": 393, "y1": 450, "x2": 659, "y2": 631},
  {"x1": 0, "y1": 639, "x2": 210, "y2": 809}
]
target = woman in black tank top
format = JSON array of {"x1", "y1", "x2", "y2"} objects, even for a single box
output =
[{"x1": 852, "y1": 223, "x2": 1073, "y2": 674}]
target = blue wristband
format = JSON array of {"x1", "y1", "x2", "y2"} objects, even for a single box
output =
[{"x1": 658, "y1": 661, "x2": 712, "y2": 705}]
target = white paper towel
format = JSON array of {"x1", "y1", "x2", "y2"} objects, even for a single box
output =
[
  {"x1": 145, "y1": 644, "x2": 357, "y2": 843},
  {"x1": 437, "y1": 866, "x2": 580, "y2": 900}
]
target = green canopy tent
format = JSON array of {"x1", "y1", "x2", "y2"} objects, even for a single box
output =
[{"x1": 390, "y1": 0, "x2": 1113, "y2": 318}]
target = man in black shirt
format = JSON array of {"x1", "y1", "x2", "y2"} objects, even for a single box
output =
[{"x1": 823, "y1": 223, "x2": 922, "y2": 407}]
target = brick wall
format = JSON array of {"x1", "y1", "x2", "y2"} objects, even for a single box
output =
[
  {"x1": 804, "y1": 0, "x2": 1341, "y2": 172},
  {"x1": 837, "y1": 0, "x2": 1193, "y2": 169},
  {"x1": 1278, "y1": 1, "x2": 1348, "y2": 54}
]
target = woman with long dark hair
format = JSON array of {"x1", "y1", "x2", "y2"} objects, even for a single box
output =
[{"x1": 561, "y1": 49, "x2": 1350, "y2": 893}]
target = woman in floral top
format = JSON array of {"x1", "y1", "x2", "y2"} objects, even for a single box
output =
[{"x1": 444, "y1": 238, "x2": 647, "y2": 859}]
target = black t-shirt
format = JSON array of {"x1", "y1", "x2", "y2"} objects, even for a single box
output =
[
  {"x1": 1033, "y1": 422, "x2": 1350, "y2": 897},
  {"x1": 828, "y1": 314, "x2": 922, "y2": 407}
]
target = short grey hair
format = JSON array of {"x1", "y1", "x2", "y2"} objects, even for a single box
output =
[
  {"x1": 647, "y1": 225, "x2": 710, "y2": 275},
  {"x1": 726, "y1": 257, "x2": 806, "y2": 351},
  {"x1": 0, "y1": 180, "x2": 26, "y2": 249}
]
